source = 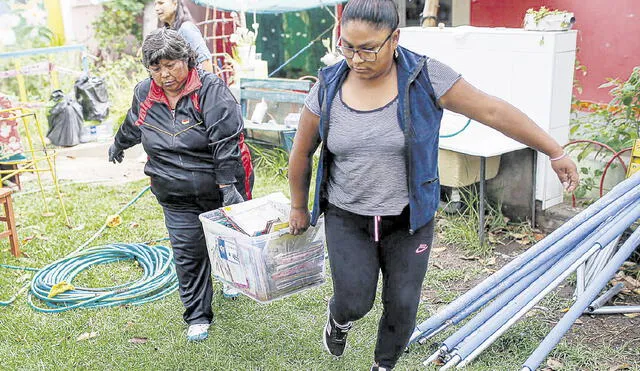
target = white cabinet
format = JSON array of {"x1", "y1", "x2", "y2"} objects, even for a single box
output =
[{"x1": 399, "y1": 26, "x2": 577, "y2": 209}]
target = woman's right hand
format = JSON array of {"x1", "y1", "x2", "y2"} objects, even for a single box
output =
[
  {"x1": 108, "y1": 144, "x2": 124, "y2": 163},
  {"x1": 288, "y1": 106, "x2": 320, "y2": 236},
  {"x1": 289, "y1": 207, "x2": 311, "y2": 235}
]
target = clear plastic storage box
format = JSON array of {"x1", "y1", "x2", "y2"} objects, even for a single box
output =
[{"x1": 198, "y1": 193, "x2": 325, "y2": 303}]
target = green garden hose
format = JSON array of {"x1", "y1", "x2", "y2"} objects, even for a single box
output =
[
  {"x1": 70, "y1": 185, "x2": 153, "y2": 255},
  {"x1": 0, "y1": 264, "x2": 36, "y2": 306},
  {"x1": 1, "y1": 185, "x2": 179, "y2": 311},
  {"x1": 28, "y1": 242, "x2": 177, "y2": 313},
  {"x1": 440, "y1": 118, "x2": 472, "y2": 138},
  {"x1": 0, "y1": 264, "x2": 39, "y2": 272}
]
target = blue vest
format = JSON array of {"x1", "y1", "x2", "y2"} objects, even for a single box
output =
[{"x1": 311, "y1": 46, "x2": 443, "y2": 233}]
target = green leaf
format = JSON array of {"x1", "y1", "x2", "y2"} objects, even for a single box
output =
[
  {"x1": 569, "y1": 125, "x2": 579, "y2": 135},
  {"x1": 577, "y1": 148, "x2": 589, "y2": 162}
]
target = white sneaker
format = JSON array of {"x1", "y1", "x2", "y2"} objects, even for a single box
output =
[
  {"x1": 222, "y1": 283, "x2": 241, "y2": 299},
  {"x1": 186, "y1": 323, "x2": 210, "y2": 342}
]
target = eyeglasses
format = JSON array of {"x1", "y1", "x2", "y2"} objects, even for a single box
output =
[
  {"x1": 146, "y1": 61, "x2": 184, "y2": 76},
  {"x1": 337, "y1": 31, "x2": 394, "y2": 62}
]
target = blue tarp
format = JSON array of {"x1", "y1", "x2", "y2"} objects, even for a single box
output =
[{"x1": 190, "y1": 0, "x2": 346, "y2": 13}]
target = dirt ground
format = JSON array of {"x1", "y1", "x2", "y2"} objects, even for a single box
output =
[
  {"x1": 423, "y1": 236, "x2": 640, "y2": 368},
  {"x1": 20, "y1": 141, "x2": 148, "y2": 187}
]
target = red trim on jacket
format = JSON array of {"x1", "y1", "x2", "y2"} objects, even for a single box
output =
[
  {"x1": 238, "y1": 133, "x2": 253, "y2": 200},
  {"x1": 191, "y1": 93, "x2": 200, "y2": 112}
]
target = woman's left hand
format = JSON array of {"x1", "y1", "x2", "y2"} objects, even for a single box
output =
[
  {"x1": 220, "y1": 185, "x2": 244, "y2": 206},
  {"x1": 550, "y1": 157, "x2": 579, "y2": 192}
]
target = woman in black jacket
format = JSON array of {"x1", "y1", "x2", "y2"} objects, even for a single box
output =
[{"x1": 108, "y1": 28, "x2": 253, "y2": 342}]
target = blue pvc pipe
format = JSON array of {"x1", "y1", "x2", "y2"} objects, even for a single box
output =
[
  {"x1": 587, "y1": 282, "x2": 624, "y2": 312},
  {"x1": 416, "y1": 233, "x2": 581, "y2": 345},
  {"x1": 452, "y1": 201, "x2": 640, "y2": 361},
  {"x1": 440, "y1": 222, "x2": 610, "y2": 360},
  {"x1": 442, "y1": 251, "x2": 561, "y2": 351},
  {"x1": 447, "y1": 235, "x2": 574, "y2": 326},
  {"x1": 521, "y1": 226, "x2": 640, "y2": 371},
  {"x1": 408, "y1": 173, "x2": 640, "y2": 345}
]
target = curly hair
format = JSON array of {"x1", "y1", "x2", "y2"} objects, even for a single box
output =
[{"x1": 141, "y1": 28, "x2": 198, "y2": 69}]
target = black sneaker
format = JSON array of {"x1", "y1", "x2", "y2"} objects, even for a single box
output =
[
  {"x1": 323, "y1": 303, "x2": 353, "y2": 356},
  {"x1": 370, "y1": 365, "x2": 391, "y2": 371}
]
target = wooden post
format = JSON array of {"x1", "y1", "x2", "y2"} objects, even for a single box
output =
[
  {"x1": 0, "y1": 189, "x2": 20, "y2": 257},
  {"x1": 422, "y1": 0, "x2": 439, "y2": 27},
  {"x1": 394, "y1": 0, "x2": 406, "y2": 27}
]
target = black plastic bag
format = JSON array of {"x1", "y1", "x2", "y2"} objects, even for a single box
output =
[
  {"x1": 74, "y1": 74, "x2": 109, "y2": 122},
  {"x1": 46, "y1": 90, "x2": 85, "y2": 147}
]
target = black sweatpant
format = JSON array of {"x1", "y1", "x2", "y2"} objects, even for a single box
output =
[
  {"x1": 325, "y1": 203, "x2": 434, "y2": 369},
  {"x1": 161, "y1": 197, "x2": 221, "y2": 325}
]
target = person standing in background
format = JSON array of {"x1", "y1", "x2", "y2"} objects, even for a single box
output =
[{"x1": 155, "y1": 0, "x2": 214, "y2": 73}]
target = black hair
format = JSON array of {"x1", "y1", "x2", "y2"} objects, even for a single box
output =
[
  {"x1": 157, "y1": 0, "x2": 193, "y2": 30},
  {"x1": 141, "y1": 28, "x2": 198, "y2": 69},
  {"x1": 341, "y1": 0, "x2": 399, "y2": 31},
  {"x1": 171, "y1": 0, "x2": 193, "y2": 30}
]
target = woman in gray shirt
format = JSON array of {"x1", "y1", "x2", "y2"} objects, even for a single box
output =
[
  {"x1": 154, "y1": 0, "x2": 213, "y2": 73},
  {"x1": 288, "y1": 0, "x2": 579, "y2": 370}
]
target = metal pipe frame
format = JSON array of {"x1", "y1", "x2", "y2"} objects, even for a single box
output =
[
  {"x1": 451, "y1": 201, "x2": 640, "y2": 367},
  {"x1": 408, "y1": 177, "x2": 640, "y2": 345},
  {"x1": 586, "y1": 283, "x2": 624, "y2": 312},
  {"x1": 521, "y1": 226, "x2": 640, "y2": 370}
]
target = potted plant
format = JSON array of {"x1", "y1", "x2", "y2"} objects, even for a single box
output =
[{"x1": 524, "y1": 6, "x2": 575, "y2": 31}]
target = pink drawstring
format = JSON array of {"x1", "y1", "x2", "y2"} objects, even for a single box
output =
[{"x1": 374, "y1": 216, "x2": 381, "y2": 242}]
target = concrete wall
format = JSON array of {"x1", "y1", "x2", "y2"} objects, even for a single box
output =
[
  {"x1": 62, "y1": 0, "x2": 104, "y2": 52},
  {"x1": 487, "y1": 149, "x2": 536, "y2": 222}
]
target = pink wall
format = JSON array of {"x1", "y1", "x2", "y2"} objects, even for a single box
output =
[{"x1": 470, "y1": 0, "x2": 640, "y2": 104}]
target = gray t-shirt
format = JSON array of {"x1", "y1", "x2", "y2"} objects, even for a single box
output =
[
  {"x1": 304, "y1": 58, "x2": 461, "y2": 216},
  {"x1": 178, "y1": 21, "x2": 212, "y2": 64}
]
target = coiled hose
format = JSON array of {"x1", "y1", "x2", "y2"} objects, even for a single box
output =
[
  {"x1": 28, "y1": 243, "x2": 177, "y2": 313},
  {"x1": 1, "y1": 185, "x2": 179, "y2": 311}
]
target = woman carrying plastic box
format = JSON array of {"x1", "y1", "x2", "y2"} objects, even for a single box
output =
[
  {"x1": 108, "y1": 28, "x2": 253, "y2": 342},
  {"x1": 288, "y1": 0, "x2": 579, "y2": 369}
]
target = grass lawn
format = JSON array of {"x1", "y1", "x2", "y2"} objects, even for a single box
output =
[{"x1": 1, "y1": 171, "x2": 639, "y2": 370}]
